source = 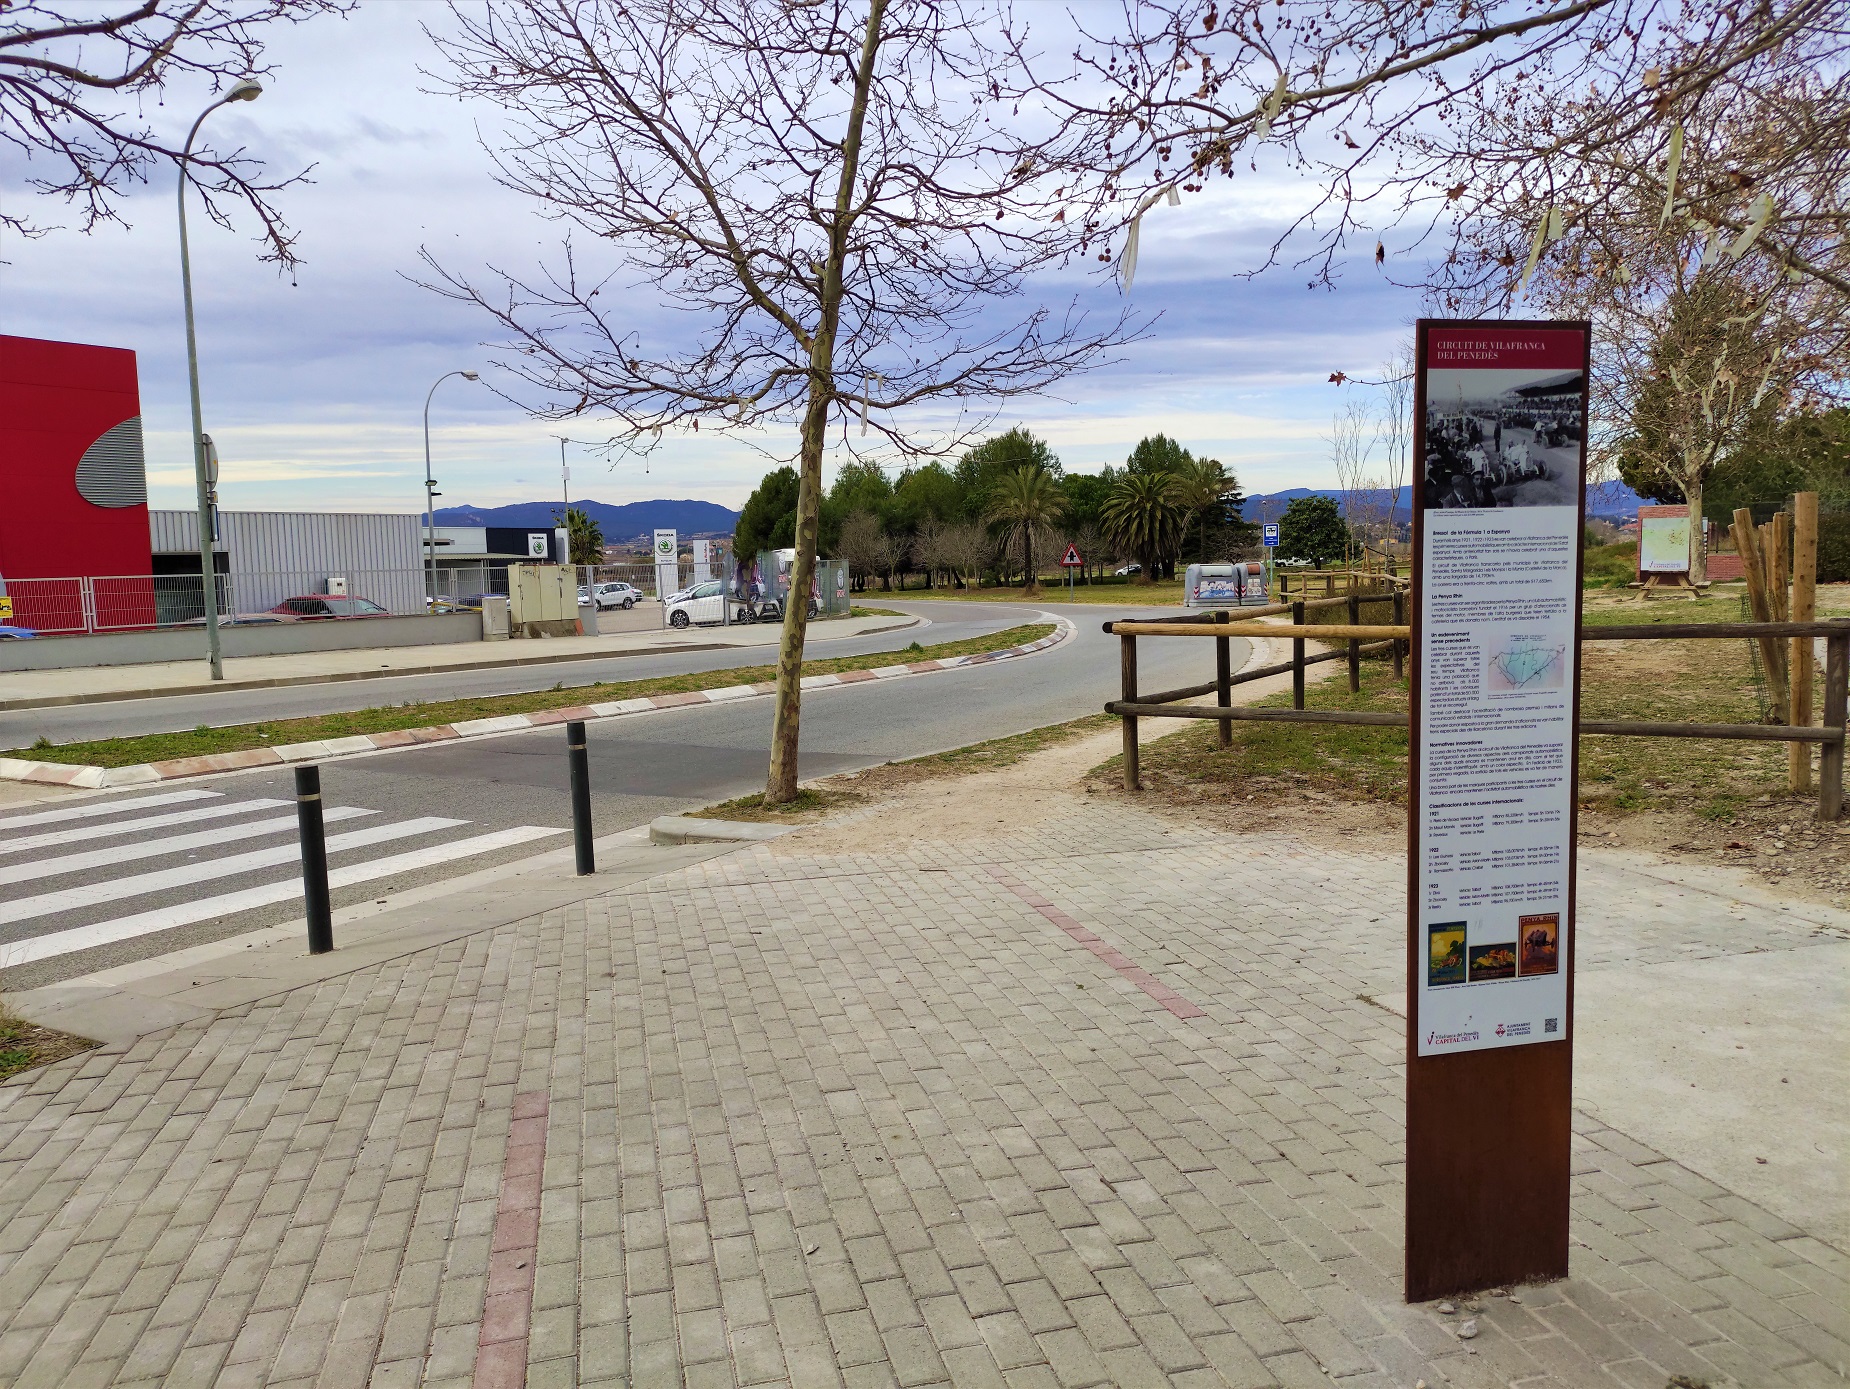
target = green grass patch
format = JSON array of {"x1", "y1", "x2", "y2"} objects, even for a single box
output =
[
  {"x1": 850, "y1": 605, "x2": 904, "y2": 617},
  {"x1": 1583, "y1": 540, "x2": 1640, "y2": 589},
  {"x1": 9, "y1": 622, "x2": 1056, "y2": 770}
]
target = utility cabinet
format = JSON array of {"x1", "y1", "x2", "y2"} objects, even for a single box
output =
[{"x1": 508, "y1": 564, "x2": 579, "y2": 638}]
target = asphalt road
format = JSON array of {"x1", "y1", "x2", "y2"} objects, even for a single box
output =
[
  {"x1": 0, "y1": 608, "x2": 1003, "y2": 748},
  {"x1": 0, "y1": 599, "x2": 1240, "y2": 988}
]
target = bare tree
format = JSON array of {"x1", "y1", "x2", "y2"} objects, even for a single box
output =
[
  {"x1": 1328, "y1": 398, "x2": 1379, "y2": 557},
  {"x1": 2, "y1": 0, "x2": 348, "y2": 266},
  {"x1": 1012, "y1": 2, "x2": 1842, "y2": 296},
  {"x1": 939, "y1": 521, "x2": 993, "y2": 592},
  {"x1": 1421, "y1": 79, "x2": 1850, "y2": 581},
  {"x1": 913, "y1": 519, "x2": 946, "y2": 589},
  {"x1": 838, "y1": 509, "x2": 884, "y2": 593},
  {"x1": 873, "y1": 528, "x2": 907, "y2": 592},
  {"x1": 426, "y1": 0, "x2": 1137, "y2": 803},
  {"x1": 1368, "y1": 347, "x2": 1414, "y2": 553},
  {"x1": 1402, "y1": 11, "x2": 1850, "y2": 311}
]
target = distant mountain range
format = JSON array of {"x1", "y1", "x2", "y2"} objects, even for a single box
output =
[
  {"x1": 1241, "y1": 480, "x2": 1649, "y2": 524},
  {"x1": 433, "y1": 498, "x2": 740, "y2": 540}
]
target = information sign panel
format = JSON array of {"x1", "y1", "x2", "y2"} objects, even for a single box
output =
[
  {"x1": 1407, "y1": 318, "x2": 1590, "y2": 1298},
  {"x1": 1262, "y1": 523, "x2": 1279, "y2": 548},
  {"x1": 1638, "y1": 505, "x2": 1692, "y2": 575}
]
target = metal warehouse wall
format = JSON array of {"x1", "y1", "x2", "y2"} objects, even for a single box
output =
[{"x1": 149, "y1": 510, "x2": 424, "y2": 614}]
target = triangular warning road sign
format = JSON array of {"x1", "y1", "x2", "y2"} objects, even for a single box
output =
[{"x1": 1060, "y1": 544, "x2": 1083, "y2": 567}]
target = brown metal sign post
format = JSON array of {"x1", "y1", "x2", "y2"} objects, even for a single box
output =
[{"x1": 1405, "y1": 319, "x2": 1592, "y2": 1300}]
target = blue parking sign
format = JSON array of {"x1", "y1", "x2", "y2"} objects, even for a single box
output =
[{"x1": 1262, "y1": 523, "x2": 1279, "y2": 547}]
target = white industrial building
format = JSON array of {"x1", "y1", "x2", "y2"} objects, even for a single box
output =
[{"x1": 145, "y1": 512, "x2": 570, "y2": 618}]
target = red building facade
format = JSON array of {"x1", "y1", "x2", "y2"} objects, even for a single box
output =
[{"x1": 0, "y1": 334, "x2": 156, "y2": 630}]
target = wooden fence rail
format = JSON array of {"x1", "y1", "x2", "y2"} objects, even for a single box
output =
[{"x1": 1103, "y1": 612, "x2": 1850, "y2": 820}]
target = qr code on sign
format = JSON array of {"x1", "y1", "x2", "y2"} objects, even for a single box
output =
[{"x1": 1544, "y1": 1018, "x2": 1558, "y2": 1034}]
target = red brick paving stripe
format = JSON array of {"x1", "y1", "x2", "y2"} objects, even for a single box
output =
[
  {"x1": 987, "y1": 868, "x2": 1206, "y2": 1020},
  {"x1": 649, "y1": 690, "x2": 713, "y2": 708},
  {"x1": 834, "y1": 668, "x2": 879, "y2": 682},
  {"x1": 474, "y1": 1090, "x2": 549, "y2": 1389}
]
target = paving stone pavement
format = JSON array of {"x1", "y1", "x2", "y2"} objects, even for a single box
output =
[{"x1": 1, "y1": 800, "x2": 1847, "y2": 1389}]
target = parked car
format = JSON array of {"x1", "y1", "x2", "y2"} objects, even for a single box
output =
[
  {"x1": 1114, "y1": 563, "x2": 1143, "y2": 576},
  {"x1": 181, "y1": 612, "x2": 300, "y2": 627},
  {"x1": 0, "y1": 623, "x2": 35, "y2": 640},
  {"x1": 269, "y1": 595, "x2": 390, "y2": 619},
  {"x1": 577, "y1": 581, "x2": 643, "y2": 611},
  {"x1": 663, "y1": 581, "x2": 755, "y2": 628}
]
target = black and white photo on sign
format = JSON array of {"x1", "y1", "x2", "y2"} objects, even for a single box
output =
[{"x1": 1422, "y1": 368, "x2": 1585, "y2": 510}]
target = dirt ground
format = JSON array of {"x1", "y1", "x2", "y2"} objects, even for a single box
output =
[{"x1": 763, "y1": 631, "x2": 1850, "y2": 912}]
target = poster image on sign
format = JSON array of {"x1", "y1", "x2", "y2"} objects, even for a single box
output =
[
  {"x1": 1427, "y1": 923, "x2": 1467, "y2": 986},
  {"x1": 1423, "y1": 366, "x2": 1585, "y2": 510},
  {"x1": 1519, "y1": 913, "x2": 1560, "y2": 976},
  {"x1": 1467, "y1": 940, "x2": 1518, "y2": 981}
]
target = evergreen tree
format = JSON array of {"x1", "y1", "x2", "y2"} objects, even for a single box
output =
[{"x1": 1276, "y1": 496, "x2": 1350, "y2": 567}]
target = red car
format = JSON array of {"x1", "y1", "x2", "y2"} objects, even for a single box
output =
[{"x1": 269, "y1": 595, "x2": 390, "y2": 619}]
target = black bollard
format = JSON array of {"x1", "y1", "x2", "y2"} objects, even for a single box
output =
[
  {"x1": 295, "y1": 764, "x2": 333, "y2": 954},
  {"x1": 567, "y1": 720, "x2": 595, "y2": 876}
]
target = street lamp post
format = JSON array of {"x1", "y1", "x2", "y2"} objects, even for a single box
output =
[
  {"x1": 423, "y1": 370, "x2": 479, "y2": 607},
  {"x1": 179, "y1": 77, "x2": 263, "y2": 682}
]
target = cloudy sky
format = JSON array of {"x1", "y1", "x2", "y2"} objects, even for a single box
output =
[{"x1": 1, "y1": 3, "x2": 1429, "y2": 517}]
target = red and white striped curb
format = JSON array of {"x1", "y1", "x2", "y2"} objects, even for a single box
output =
[{"x1": 0, "y1": 616, "x2": 1074, "y2": 790}]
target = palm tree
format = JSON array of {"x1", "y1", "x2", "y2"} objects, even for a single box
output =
[
  {"x1": 1101, "y1": 472, "x2": 1184, "y2": 580},
  {"x1": 559, "y1": 507, "x2": 605, "y2": 566},
  {"x1": 1172, "y1": 456, "x2": 1233, "y2": 561},
  {"x1": 985, "y1": 465, "x2": 1065, "y2": 595}
]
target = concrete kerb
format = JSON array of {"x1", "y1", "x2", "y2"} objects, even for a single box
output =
[
  {"x1": 0, "y1": 615, "x2": 926, "y2": 710},
  {"x1": 0, "y1": 614, "x2": 1076, "y2": 789}
]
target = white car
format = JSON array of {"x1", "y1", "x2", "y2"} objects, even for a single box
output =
[
  {"x1": 664, "y1": 581, "x2": 752, "y2": 628},
  {"x1": 577, "y1": 581, "x2": 642, "y2": 610}
]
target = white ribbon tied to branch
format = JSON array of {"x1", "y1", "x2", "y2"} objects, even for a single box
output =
[
  {"x1": 1659, "y1": 126, "x2": 1684, "y2": 228},
  {"x1": 1120, "y1": 187, "x2": 1183, "y2": 291},
  {"x1": 1518, "y1": 205, "x2": 1565, "y2": 293},
  {"x1": 1727, "y1": 192, "x2": 1776, "y2": 260}
]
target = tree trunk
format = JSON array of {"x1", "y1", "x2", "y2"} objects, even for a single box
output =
[
  {"x1": 764, "y1": 0, "x2": 885, "y2": 805},
  {"x1": 1684, "y1": 474, "x2": 1706, "y2": 584}
]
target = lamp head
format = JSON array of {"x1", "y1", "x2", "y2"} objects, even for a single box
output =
[
  {"x1": 461, "y1": 370, "x2": 480, "y2": 381},
  {"x1": 225, "y1": 79, "x2": 263, "y2": 104}
]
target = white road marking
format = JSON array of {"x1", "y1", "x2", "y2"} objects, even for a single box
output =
[
  {"x1": 0, "y1": 809, "x2": 375, "y2": 886},
  {"x1": 0, "y1": 799, "x2": 292, "y2": 856},
  {"x1": 0, "y1": 826, "x2": 567, "y2": 968},
  {"x1": 0, "y1": 817, "x2": 466, "y2": 927},
  {"x1": 0, "y1": 789, "x2": 222, "y2": 830}
]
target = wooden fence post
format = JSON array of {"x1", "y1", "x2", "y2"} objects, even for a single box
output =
[
  {"x1": 1215, "y1": 610, "x2": 1233, "y2": 749},
  {"x1": 1392, "y1": 589, "x2": 1406, "y2": 681},
  {"x1": 1292, "y1": 600, "x2": 1306, "y2": 710},
  {"x1": 1792, "y1": 494, "x2": 1819, "y2": 793},
  {"x1": 1347, "y1": 592, "x2": 1361, "y2": 693},
  {"x1": 1820, "y1": 633, "x2": 1846, "y2": 821},
  {"x1": 1733, "y1": 509, "x2": 1791, "y2": 714},
  {"x1": 1121, "y1": 632, "x2": 1141, "y2": 791}
]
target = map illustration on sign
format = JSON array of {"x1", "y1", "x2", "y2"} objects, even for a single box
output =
[{"x1": 1486, "y1": 638, "x2": 1568, "y2": 694}]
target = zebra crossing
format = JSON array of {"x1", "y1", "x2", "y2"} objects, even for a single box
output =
[{"x1": 0, "y1": 788, "x2": 567, "y2": 972}]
